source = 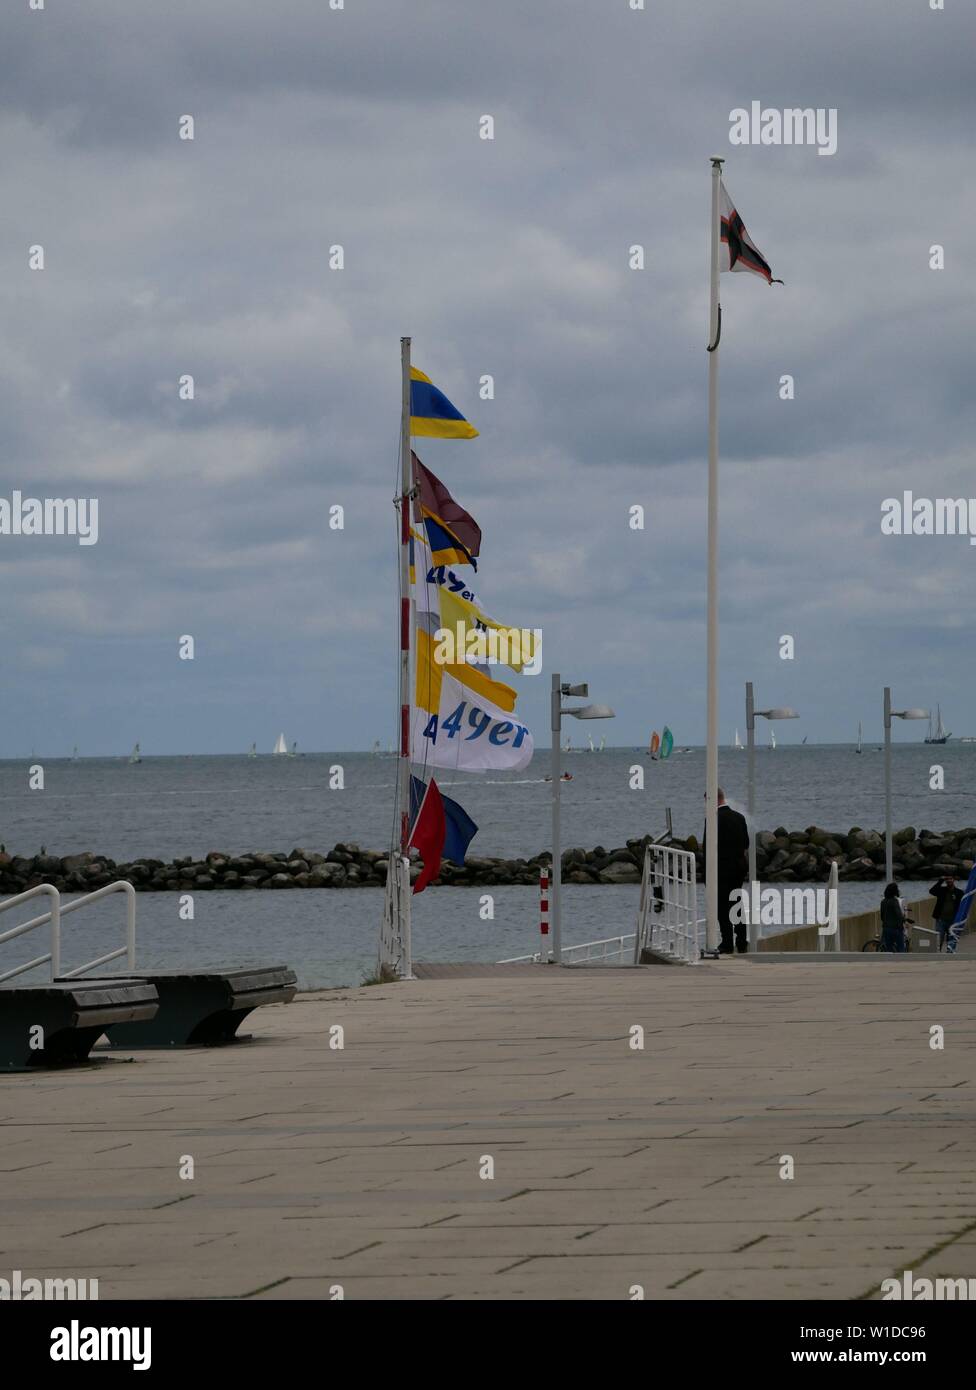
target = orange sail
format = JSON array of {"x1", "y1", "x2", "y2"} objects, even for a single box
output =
[{"x1": 648, "y1": 730, "x2": 660, "y2": 757}]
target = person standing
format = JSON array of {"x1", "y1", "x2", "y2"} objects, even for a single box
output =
[
  {"x1": 880, "y1": 882, "x2": 907, "y2": 952},
  {"x1": 703, "y1": 788, "x2": 750, "y2": 954},
  {"x1": 929, "y1": 876, "x2": 963, "y2": 952}
]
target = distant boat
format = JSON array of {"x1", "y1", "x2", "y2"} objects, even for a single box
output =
[
  {"x1": 801, "y1": 736, "x2": 808, "y2": 745},
  {"x1": 960, "y1": 736, "x2": 976, "y2": 744},
  {"x1": 660, "y1": 727, "x2": 674, "y2": 760},
  {"x1": 289, "y1": 741, "x2": 299, "y2": 758},
  {"x1": 587, "y1": 734, "x2": 595, "y2": 753},
  {"x1": 733, "y1": 729, "x2": 743, "y2": 750},
  {"x1": 71, "y1": 745, "x2": 78, "y2": 761},
  {"x1": 855, "y1": 721, "x2": 862, "y2": 755},
  {"x1": 128, "y1": 743, "x2": 142, "y2": 764},
  {"x1": 247, "y1": 743, "x2": 257, "y2": 759},
  {"x1": 648, "y1": 730, "x2": 660, "y2": 760},
  {"x1": 598, "y1": 735, "x2": 606, "y2": 752},
  {"x1": 769, "y1": 729, "x2": 776, "y2": 750},
  {"x1": 563, "y1": 735, "x2": 571, "y2": 753},
  {"x1": 273, "y1": 732, "x2": 288, "y2": 756},
  {"x1": 924, "y1": 705, "x2": 951, "y2": 745},
  {"x1": 371, "y1": 740, "x2": 382, "y2": 756}
]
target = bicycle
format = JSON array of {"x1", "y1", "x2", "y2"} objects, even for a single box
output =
[{"x1": 862, "y1": 916, "x2": 916, "y2": 952}]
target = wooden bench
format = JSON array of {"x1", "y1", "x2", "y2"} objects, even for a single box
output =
[
  {"x1": 0, "y1": 979, "x2": 159, "y2": 1072},
  {"x1": 101, "y1": 965, "x2": 297, "y2": 1047}
]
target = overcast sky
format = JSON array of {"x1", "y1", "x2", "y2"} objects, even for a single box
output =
[{"x1": 1, "y1": 0, "x2": 973, "y2": 757}]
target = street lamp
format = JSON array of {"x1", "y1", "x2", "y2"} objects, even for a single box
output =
[
  {"x1": 550, "y1": 673, "x2": 615, "y2": 964},
  {"x1": 746, "y1": 682, "x2": 799, "y2": 950},
  {"x1": 883, "y1": 688, "x2": 929, "y2": 882}
]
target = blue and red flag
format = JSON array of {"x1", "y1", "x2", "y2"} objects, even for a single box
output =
[{"x1": 409, "y1": 775, "x2": 479, "y2": 894}]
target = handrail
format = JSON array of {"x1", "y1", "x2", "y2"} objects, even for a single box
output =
[
  {"x1": 0, "y1": 884, "x2": 61, "y2": 984},
  {"x1": 0, "y1": 881, "x2": 135, "y2": 983}
]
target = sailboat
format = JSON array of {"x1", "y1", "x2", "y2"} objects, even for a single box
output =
[
  {"x1": 647, "y1": 730, "x2": 660, "y2": 760},
  {"x1": 563, "y1": 735, "x2": 572, "y2": 753},
  {"x1": 855, "y1": 721, "x2": 862, "y2": 755},
  {"x1": 128, "y1": 743, "x2": 142, "y2": 764},
  {"x1": 924, "y1": 705, "x2": 951, "y2": 745},
  {"x1": 587, "y1": 734, "x2": 595, "y2": 753},
  {"x1": 371, "y1": 739, "x2": 382, "y2": 756},
  {"x1": 273, "y1": 732, "x2": 288, "y2": 756},
  {"x1": 660, "y1": 727, "x2": 674, "y2": 760},
  {"x1": 733, "y1": 729, "x2": 743, "y2": 750},
  {"x1": 769, "y1": 728, "x2": 776, "y2": 750},
  {"x1": 289, "y1": 741, "x2": 299, "y2": 758},
  {"x1": 71, "y1": 745, "x2": 78, "y2": 761},
  {"x1": 598, "y1": 735, "x2": 606, "y2": 752},
  {"x1": 247, "y1": 743, "x2": 257, "y2": 758}
]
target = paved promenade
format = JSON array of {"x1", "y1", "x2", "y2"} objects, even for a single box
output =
[{"x1": 3, "y1": 955, "x2": 975, "y2": 1301}]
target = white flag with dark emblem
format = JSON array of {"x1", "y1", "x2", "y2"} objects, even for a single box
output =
[{"x1": 720, "y1": 182, "x2": 782, "y2": 285}]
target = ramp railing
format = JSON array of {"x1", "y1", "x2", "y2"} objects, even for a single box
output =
[
  {"x1": 0, "y1": 881, "x2": 136, "y2": 984},
  {"x1": 0, "y1": 885, "x2": 62, "y2": 984},
  {"x1": 635, "y1": 844, "x2": 700, "y2": 964}
]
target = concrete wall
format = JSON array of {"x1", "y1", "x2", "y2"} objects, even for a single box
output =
[{"x1": 758, "y1": 895, "x2": 937, "y2": 953}]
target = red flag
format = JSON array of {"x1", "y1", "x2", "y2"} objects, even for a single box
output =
[{"x1": 408, "y1": 776, "x2": 446, "y2": 894}]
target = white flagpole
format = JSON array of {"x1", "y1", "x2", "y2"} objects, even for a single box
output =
[
  {"x1": 705, "y1": 157, "x2": 723, "y2": 956},
  {"x1": 397, "y1": 335, "x2": 414, "y2": 978}
]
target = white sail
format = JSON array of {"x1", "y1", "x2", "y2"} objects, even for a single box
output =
[
  {"x1": 856, "y1": 721, "x2": 862, "y2": 754},
  {"x1": 599, "y1": 735, "x2": 606, "y2": 752},
  {"x1": 128, "y1": 742, "x2": 141, "y2": 764},
  {"x1": 247, "y1": 743, "x2": 257, "y2": 758},
  {"x1": 733, "y1": 729, "x2": 743, "y2": 749},
  {"x1": 769, "y1": 728, "x2": 776, "y2": 750},
  {"x1": 273, "y1": 732, "x2": 288, "y2": 755},
  {"x1": 587, "y1": 734, "x2": 595, "y2": 752}
]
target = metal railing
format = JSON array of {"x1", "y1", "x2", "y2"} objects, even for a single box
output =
[
  {"x1": 0, "y1": 885, "x2": 62, "y2": 984},
  {"x1": 0, "y1": 881, "x2": 136, "y2": 984},
  {"x1": 500, "y1": 933, "x2": 636, "y2": 965},
  {"x1": 635, "y1": 844, "x2": 700, "y2": 964}
]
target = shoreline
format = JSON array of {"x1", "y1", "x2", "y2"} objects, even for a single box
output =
[{"x1": 1, "y1": 824, "x2": 973, "y2": 893}]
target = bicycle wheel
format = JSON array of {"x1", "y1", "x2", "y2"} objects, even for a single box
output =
[{"x1": 862, "y1": 937, "x2": 882, "y2": 952}]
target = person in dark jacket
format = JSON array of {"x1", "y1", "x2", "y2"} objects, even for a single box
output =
[
  {"x1": 880, "y1": 882, "x2": 906, "y2": 952},
  {"x1": 930, "y1": 876, "x2": 963, "y2": 952},
  {"x1": 702, "y1": 788, "x2": 750, "y2": 954}
]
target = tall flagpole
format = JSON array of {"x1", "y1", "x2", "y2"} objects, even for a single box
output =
[
  {"x1": 398, "y1": 336, "x2": 414, "y2": 977},
  {"x1": 704, "y1": 157, "x2": 723, "y2": 955}
]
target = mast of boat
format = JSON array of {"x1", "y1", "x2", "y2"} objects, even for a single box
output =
[{"x1": 856, "y1": 720, "x2": 862, "y2": 754}]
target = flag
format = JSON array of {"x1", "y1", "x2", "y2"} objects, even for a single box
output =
[
  {"x1": 410, "y1": 367, "x2": 478, "y2": 439},
  {"x1": 420, "y1": 515, "x2": 477, "y2": 569},
  {"x1": 412, "y1": 661, "x2": 534, "y2": 773},
  {"x1": 415, "y1": 627, "x2": 518, "y2": 715},
  {"x1": 408, "y1": 776, "x2": 480, "y2": 893},
  {"x1": 412, "y1": 531, "x2": 538, "y2": 674},
  {"x1": 720, "y1": 182, "x2": 782, "y2": 285},
  {"x1": 413, "y1": 454, "x2": 481, "y2": 558},
  {"x1": 408, "y1": 776, "x2": 445, "y2": 894}
]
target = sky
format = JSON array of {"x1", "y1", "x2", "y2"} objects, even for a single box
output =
[{"x1": 1, "y1": 0, "x2": 974, "y2": 757}]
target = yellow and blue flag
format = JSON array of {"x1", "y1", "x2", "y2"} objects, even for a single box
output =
[{"x1": 410, "y1": 367, "x2": 478, "y2": 439}]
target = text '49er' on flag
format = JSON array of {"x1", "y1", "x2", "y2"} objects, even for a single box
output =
[
  {"x1": 410, "y1": 367, "x2": 478, "y2": 439},
  {"x1": 408, "y1": 775, "x2": 478, "y2": 895},
  {"x1": 720, "y1": 181, "x2": 782, "y2": 285}
]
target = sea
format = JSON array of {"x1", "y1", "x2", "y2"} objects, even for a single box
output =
[{"x1": 1, "y1": 743, "x2": 972, "y2": 988}]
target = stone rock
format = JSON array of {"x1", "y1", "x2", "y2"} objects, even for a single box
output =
[{"x1": 598, "y1": 862, "x2": 641, "y2": 884}]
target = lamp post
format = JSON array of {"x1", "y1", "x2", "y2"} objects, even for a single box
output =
[
  {"x1": 883, "y1": 688, "x2": 929, "y2": 882},
  {"x1": 745, "y1": 682, "x2": 799, "y2": 950},
  {"x1": 550, "y1": 674, "x2": 615, "y2": 964}
]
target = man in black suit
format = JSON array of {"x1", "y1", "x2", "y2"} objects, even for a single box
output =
[{"x1": 703, "y1": 788, "x2": 750, "y2": 954}]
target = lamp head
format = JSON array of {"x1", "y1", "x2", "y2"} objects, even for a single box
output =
[{"x1": 565, "y1": 704, "x2": 615, "y2": 720}]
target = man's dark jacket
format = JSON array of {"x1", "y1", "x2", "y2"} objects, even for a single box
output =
[
  {"x1": 702, "y1": 804, "x2": 750, "y2": 882},
  {"x1": 930, "y1": 879, "x2": 963, "y2": 922}
]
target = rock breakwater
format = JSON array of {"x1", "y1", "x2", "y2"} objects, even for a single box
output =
[{"x1": 0, "y1": 825, "x2": 973, "y2": 894}]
